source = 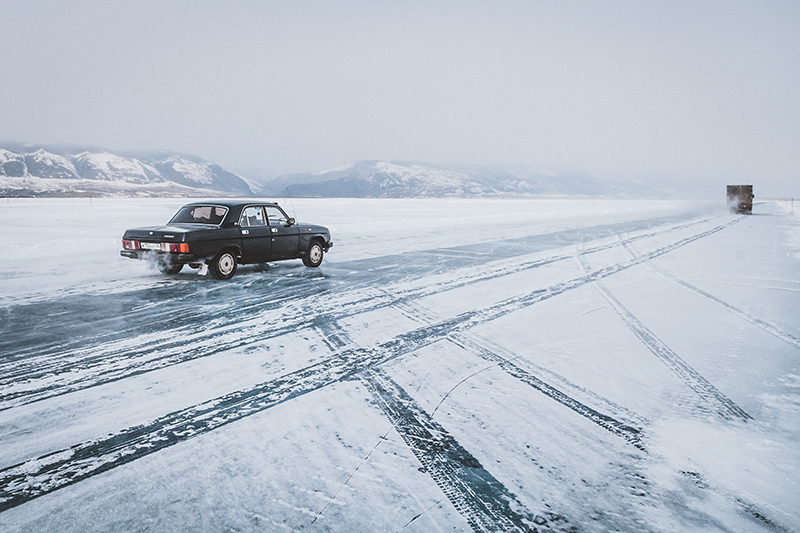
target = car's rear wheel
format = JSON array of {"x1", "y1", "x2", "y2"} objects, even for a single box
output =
[
  {"x1": 210, "y1": 250, "x2": 238, "y2": 280},
  {"x1": 302, "y1": 241, "x2": 324, "y2": 268},
  {"x1": 157, "y1": 261, "x2": 183, "y2": 275}
]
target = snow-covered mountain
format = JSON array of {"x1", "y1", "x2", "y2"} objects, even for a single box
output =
[
  {"x1": 2, "y1": 143, "x2": 670, "y2": 198},
  {"x1": 0, "y1": 143, "x2": 252, "y2": 197},
  {"x1": 258, "y1": 160, "x2": 666, "y2": 198}
]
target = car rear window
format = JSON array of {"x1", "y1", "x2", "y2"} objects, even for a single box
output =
[{"x1": 170, "y1": 205, "x2": 228, "y2": 225}]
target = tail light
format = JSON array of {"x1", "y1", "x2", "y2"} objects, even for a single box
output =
[
  {"x1": 122, "y1": 239, "x2": 140, "y2": 250},
  {"x1": 160, "y1": 242, "x2": 190, "y2": 253}
]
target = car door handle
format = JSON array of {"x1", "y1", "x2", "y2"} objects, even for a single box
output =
[
  {"x1": 241, "y1": 230, "x2": 249, "y2": 235},
  {"x1": 271, "y1": 228, "x2": 278, "y2": 233}
]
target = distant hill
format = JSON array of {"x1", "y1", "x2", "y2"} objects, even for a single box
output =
[
  {"x1": 2, "y1": 143, "x2": 667, "y2": 198},
  {"x1": 254, "y1": 160, "x2": 664, "y2": 198},
  {"x1": 0, "y1": 143, "x2": 252, "y2": 197}
]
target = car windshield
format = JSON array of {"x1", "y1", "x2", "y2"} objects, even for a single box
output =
[{"x1": 169, "y1": 205, "x2": 228, "y2": 225}]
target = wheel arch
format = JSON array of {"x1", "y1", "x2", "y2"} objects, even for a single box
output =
[
  {"x1": 211, "y1": 243, "x2": 244, "y2": 261},
  {"x1": 299, "y1": 234, "x2": 326, "y2": 256},
  {"x1": 309, "y1": 235, "x2": 327, "y2": 249}
]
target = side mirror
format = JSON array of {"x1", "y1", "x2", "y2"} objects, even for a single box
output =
[{"x1": 286, "y1": 217, "x2": 295, "y2": 226}]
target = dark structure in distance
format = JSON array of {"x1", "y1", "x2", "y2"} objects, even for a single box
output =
[{"x1": 727, "y1": 185, "x2": 754, "y2": 213}]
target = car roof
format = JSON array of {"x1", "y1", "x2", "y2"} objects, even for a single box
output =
[{"x1": 180, "y1": 200, "x2": 281, "y2": 209}]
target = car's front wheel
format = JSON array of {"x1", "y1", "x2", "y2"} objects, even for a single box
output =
[
  {"x1": 302, "y1": 241, "x2": 324, "y2": 268},
  {"x1": 210, "y1": 250, "x2": 238, "y2": 280}
]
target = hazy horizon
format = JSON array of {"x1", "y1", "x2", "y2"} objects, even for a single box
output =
[{"x1": 2, "y1": 1, "x2": 798, "y2": 197}]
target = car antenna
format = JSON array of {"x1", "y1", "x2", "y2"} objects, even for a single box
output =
[{"x1": 284, "y1": 186, "x2": 297, "y2": 220}]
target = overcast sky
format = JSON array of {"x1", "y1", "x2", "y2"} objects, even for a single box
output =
[{"x1": 2, "y1": 0, "x2": 798, "y2": 195}]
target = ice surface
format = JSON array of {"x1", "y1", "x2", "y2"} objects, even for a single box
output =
[{"x1": 0, "y1": 197, "x2": 797, "y2": 532}]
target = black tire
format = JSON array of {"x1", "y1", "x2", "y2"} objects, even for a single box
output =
[
  {"x1": 157, "y1": 261, "x2": 183, "y2": 275},
  {"x1": 210, "y1": 250, "x2": 238, "y2": 280},
  {"x1": 302, "y1": 241, "x2": 324, "y2": 268}
]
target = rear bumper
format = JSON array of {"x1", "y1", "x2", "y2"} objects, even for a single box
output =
[{"x1": 120, "y1": 250, "x2": 200, "y2": 263}]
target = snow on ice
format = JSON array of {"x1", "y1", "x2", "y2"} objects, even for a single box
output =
[{"x1": 0, "y1": 197, "x2": 798, "y2": 532}]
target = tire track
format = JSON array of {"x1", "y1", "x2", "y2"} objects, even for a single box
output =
[
  {"x1": 0, "y1": 215, "x2": 726, "y2": 411},
  {"x1": 1, "y1": 216, "x2": 738, "y2": 510},
  {"x1": 448, "y1": 334, "x2": 646, "y2": 450},
  {"x1": 0, "y1": 288, "x2": 525, "y2": 511},
  {"x1": 0, "y1": 278, "x2": 328, "y2": 373},
  {"x1": 393, "y1": 287, "x2": 782, "y2": 533},
  {"x1": 679, "y1": 471, "x2": 794, "y2": 533},
  {"x1": 621, "y1": 240, "x2": 800, "y2": 352},
  {"x1": 310, "y1": 296, "x2": 555, "y2": 531},
  {"x1": 393, "y1": 300, "x2": 646, "y2": 451},
  {"x1": 359, "y1": 368, "x2": 547, "y2": 533},
  {"x1": 576, "y1": 244, "x2": 752, "y2": 421}
]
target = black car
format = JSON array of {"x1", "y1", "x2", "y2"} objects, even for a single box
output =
[{"x1": 121, "y1": 201, "x2": 333, "y2": 279}]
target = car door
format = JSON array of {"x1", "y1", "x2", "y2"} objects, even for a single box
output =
[
  {"x1": 238, "y1": 206, "x2": 272, "y2": 263},
  {"x1": 265, "y1": 206, "x2": 300, "y2": 260}
]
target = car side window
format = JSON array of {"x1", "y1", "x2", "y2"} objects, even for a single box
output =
[
  {"x1": 264, "y1": 206, "x2": 288, "y2": 226},
  {"x1": 240, "y1": 206, "x2": 265, "y2": 227}
]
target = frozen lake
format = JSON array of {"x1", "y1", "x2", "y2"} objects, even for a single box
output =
[{"x1": 0, "y1": 197, "x2": 798, "y2": 532}]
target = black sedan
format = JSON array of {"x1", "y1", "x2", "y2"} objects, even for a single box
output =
[{"x1": 121, "y1": 201, "x2": 333, "y2": 279}]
